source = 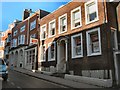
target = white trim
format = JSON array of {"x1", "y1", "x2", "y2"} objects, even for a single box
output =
[
  {"x1": 71, "y1": 33, "x2": 83, "y2": 58},
  {"x1": 48, "y1": 19, "x2": 56, "y2": 38},
  {"x1": 40, "y1": 24, "x2": 47, "y2": 41},
  {"x1": 85, "y1": 0, "x2": 99, "y2": 25},
  {"x1": 48, "y1": 42, "x2": 56, "y2": 61},
  {"x1": 86, "y1": 27, "x2": 102, "y2": 56},
  {"x1": 58, "y1": 13, "x2": 67, "y2": 34},
  {"x1": 71, "y1": 6, "x2": 82, "y2": 30}
]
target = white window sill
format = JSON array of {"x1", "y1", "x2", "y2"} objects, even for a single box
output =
[
  {"x1": 72, "y1": 55, "x2": 83, "y2": 59},
  {"x1": 59, "y1": 30, "x2": 67, "y2": 34},
  {"x1": 86, "y1": 18, "x2": 99, "y2": 25},
  {"x1": 48, "y1": 35, "x2": 56, "y2": 38},
  {"x1": 71, "y1": 25, "x2": 82, "y2": 30},
  {"x1": 87, "y1": 53, "x2": 102, "y2": 57},
  {"x1": 40, "y1": 38, "x2": 46, "y2": 41},
  {"x1": 48, "y1": 59, "x2": 55, "y2": 61}
]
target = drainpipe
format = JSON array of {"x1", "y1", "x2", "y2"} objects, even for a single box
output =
[{"x1": 27, "y1": 17, "x2": 30, "y2": 45}]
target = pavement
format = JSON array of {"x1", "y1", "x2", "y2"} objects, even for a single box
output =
[{"x1": 12, "y1": 67, "x2": 102, "y2": 88}]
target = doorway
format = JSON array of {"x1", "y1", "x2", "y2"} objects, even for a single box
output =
[
  {"x1": 114, "y1": 52, "x2": 120, "y2": 86},
  {"x1": 57, "y1": 39, "x2": 67, "y2": 73}
]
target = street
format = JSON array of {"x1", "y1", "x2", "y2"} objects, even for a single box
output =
[{"x1": 1, "y1": 70, "x2": 72, "y2": 89}]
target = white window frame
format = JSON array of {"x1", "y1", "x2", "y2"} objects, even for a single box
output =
[
  {"x1": 13, "y1": 39, "x2": 17, "y2": 47},
  {"x1": 86, "y1": 27, "x2": 102, "y2": 56},
  {"x1": 30, "y1": 20, "x2": 36, "y2": 31},
  {"x1": 18, "y1": 35, "x2": 25, "y2": 45},
  {"x1": 71, "y1": 6, "x2": 82, "y2": 30},
  {"x1": 40, "y1": 44, "x2": 46, "y2": 62},
  {"x1": 13, "y1": 30, "x2": 18, "y2": 36},
  {"x1": 40, "y1": 24, "x2": 47, "y2": 41},
  {"x1": 48, "y1": 19, "x2": 56, "y2": 38},
  {"x1": 71, "y1": 33, "x2": 83, "y2": 58},
  {"x1": 48, "y1": 42, "x2": 56, "y2": 61},
  {"x1": 58, "y1": 13, "x2": 67, "y2": 34},
  {"x1": 85, "y1": 0, "x2": 99, "y2": 25},
  {"x1": 20, "y1": 25, "x2": 26, "y2": 32}
]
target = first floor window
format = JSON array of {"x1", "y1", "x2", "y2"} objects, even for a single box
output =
[
  {"x1": 85, "y1": 0, "x2": 98, "y2": 24},
  {"x1": 71, "y1": 33, "x2": 83, "y2": 58},
  {"x1": 86, "y1": 28, "x2": 101, "y2": 56},
  {"x1": 71, "y1": 6, "x2": 81, "y2": 29},
  {"x1": 59, "y1": 14, "x2": 67, "y2": 34},
  {"x1": 49, "y1": 20, "x2": 56, "y2": 37},
  {"x1": 48, "y1": 42, "x2": 55, "y2": 61}
]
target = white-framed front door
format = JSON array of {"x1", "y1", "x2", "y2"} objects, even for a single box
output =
[{"x1": 57, "y1": 39, "x2": 68, "y2": 73}]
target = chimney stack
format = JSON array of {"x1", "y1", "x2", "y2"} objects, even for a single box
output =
[{"x1": 23, "y1": 9, "x2": 30, "y2": 20}]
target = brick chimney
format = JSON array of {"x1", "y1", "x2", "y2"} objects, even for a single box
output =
[{"x1": 23, "y1": 9, "x2": 30, "y2": 20}]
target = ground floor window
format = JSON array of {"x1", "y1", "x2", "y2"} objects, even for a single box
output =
[
  {"x1": 48, "y1": 42, "x2": 56, "y2": 61},
  {"x1": 26, "y1": 49, "x2": 35, "y2": 64},
  {"x1": 71, "y1": 33, "x2": 83, "y2": 58},
  {"x1": 40, "y1": 45, "x2": 46, "y2": 62},
  {"x1": 86, "y1": 27, "x2": 101, "y2": 56}
]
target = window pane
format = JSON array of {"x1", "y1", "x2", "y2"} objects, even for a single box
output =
[
  {"x1": 73, "y1": 36, "x2": 81, "y2": 55},
  {"x1": 90, "y1": 31, "x2": 100, "y2": 53},
  {"x1": 74, "y1": 11, "x2": 80, "y2": 20}
]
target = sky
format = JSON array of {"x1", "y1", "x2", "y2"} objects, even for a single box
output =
[{"x1": 0, "y1": 1, "x2": 71, "y2": 32}]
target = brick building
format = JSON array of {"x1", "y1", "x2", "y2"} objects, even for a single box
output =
[
  {"x1": 0, "y1": 23, "x2": 14, "y2": 60},
  {"x1": 9, "y1": 9, "x2": 49, "y2": 70},
  {"x1": 38, "y1": 0, "x2": 120, "y2": 87}
]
